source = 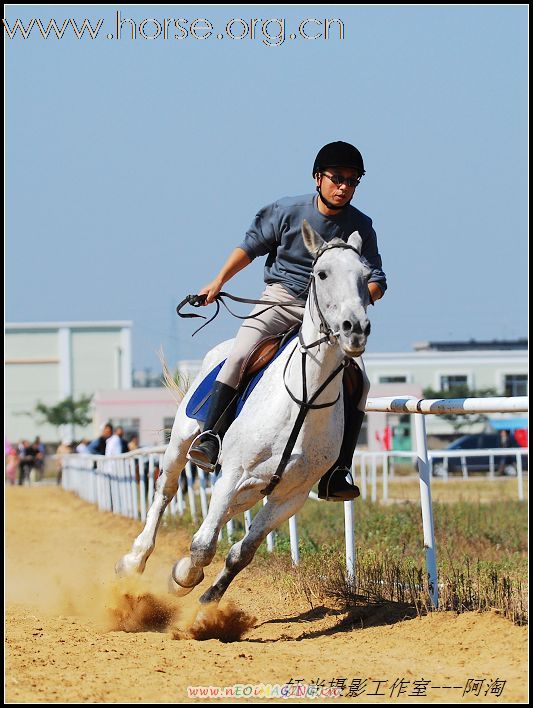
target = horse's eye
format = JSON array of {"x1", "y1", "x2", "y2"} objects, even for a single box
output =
[{"x1": 318, "y1": 271, "x2": 328, "y2": 280}]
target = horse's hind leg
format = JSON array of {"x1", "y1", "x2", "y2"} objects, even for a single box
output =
[
  {"x1": 199, "y1": 490, "x2": 309, "y2": 604},
  {"x1": 115, "y1": 412, "x2": 198, "y2": 576}
]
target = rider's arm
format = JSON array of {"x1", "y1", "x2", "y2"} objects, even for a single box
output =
[
  {"x1": 199, "y1": 247, "x2": 252, "y2": 304},
  {"x1": 359, "y1": 217, "x2": 386, "y2": 305}
]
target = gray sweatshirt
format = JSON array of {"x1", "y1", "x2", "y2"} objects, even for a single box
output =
[{"x1": 239, "y1": 193, "x2": 387, "y2": 298}]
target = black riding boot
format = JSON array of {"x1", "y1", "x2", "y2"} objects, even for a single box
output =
[
  {"x1": 187, "y1": 382, "x2": 238, "y2": 471},
  {"x1": 318, "y1": 406, "x2": 365, "y2": 502}
]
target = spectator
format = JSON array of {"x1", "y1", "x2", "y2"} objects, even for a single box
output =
[
  {"x1": 497, "y1": 429, "x2": 514, "y2": 475},
  {"x1": 76, "y1": 438, "x2": 90, "y2": 454},
  {"x1": 87, "y1": 423, "x2": 113, "y2": 455},
  {"x1": 55, "y1": 439, "x2": 73, "y2": 485},
  {"x1": 105, "y1": 426, "x2": 126, "y2": 457},
  {"x1": 5, "y1": 446, "x2": 19, "y2": 485},
  {"x1": 32, "y1": 436, "x2": 46, "y2": 481},
  {"x1": 18, "y1": 439, "x2": 36, "y2": 485},
  {"x1": 117, "y1": 427, "x2": 129, "y2": 454},
  {"x1": 127, "y1": 434, "x2": 140, "y2": 452}
]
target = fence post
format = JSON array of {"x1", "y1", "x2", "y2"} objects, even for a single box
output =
[
  {"x1": 185, "y1": 463, "x2": 197, "y2": 522},
  {"x1": 244, "y1": 510, "x2": 252, "y2": 534},
  {"x1": 413, "y1": 412, "x2": 439, "y2": 609},
  {"x1": 382, "y1": 453, "x2": 389, "y2": 503},
  {"x1": 371, "y1": 456, "x2": 377, "y2": 502},
  {"x1": 289, "y1": 515, "x2": 299, "y2": 565},
  {"x1": 344, "y1": 500, "x2": 356, "y2": 584},
  {"x1": 139, "y1": 455, "x2": 147, "y2": 521},
  {"x1": 263, "y1": 497, "x2": 274, "y2": 552},
  {"x1": 198, "y1": 469, "x2": 209, "y2": 519},
  {"x1": 516, "y1": 452, "x2": 524, "y2": 502}
]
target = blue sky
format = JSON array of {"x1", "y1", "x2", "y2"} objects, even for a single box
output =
[{"x1": 5, "y1": 5, "x2": 528, "y2": 372}]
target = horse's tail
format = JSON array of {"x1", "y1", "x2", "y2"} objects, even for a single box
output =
[{"x1": 158, "y1": 348, "x2": 190, "y2": 403}]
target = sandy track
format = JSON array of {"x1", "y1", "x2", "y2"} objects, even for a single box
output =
[{"x1": 5, "y1": 486, "x2": 528, "y2": 703}]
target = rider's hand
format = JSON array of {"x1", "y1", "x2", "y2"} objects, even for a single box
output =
[{"x1": 198, "y1": 278, "x2": 223, "y2": 305}]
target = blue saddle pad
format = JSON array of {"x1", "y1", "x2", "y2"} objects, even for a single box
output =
[{"x1": 186, "y1": 333, "x2": 298, "y2": 423}]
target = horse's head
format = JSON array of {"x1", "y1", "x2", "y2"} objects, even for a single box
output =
[{"x1": 302, "y1": 220, "x2": 371, "y2": 357}]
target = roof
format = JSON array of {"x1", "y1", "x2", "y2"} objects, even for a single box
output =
[
  {"x1": 414, "y1": 338, "x2": 528, "y2": 352},
  {"x1": 6, "y1": 321, "x2": 133, "y2": 330}
]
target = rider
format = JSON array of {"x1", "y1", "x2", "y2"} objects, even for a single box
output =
[{"x1": 187, "y1": 141, "x2": 387, "y2": 501}]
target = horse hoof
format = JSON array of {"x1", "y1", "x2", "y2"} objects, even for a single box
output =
[
  {"x1": 169, "y1": 558, "x2": 204, "y2": 596},
  {"x1": 115, "y1": 554, "x2": 143, "y2": 577},
  {"x1": 168, "y1": 574, "x2": 195, "y2": 596}
]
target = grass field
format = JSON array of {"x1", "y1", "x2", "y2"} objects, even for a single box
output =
[
  {"x1": 175, "y1": 475, "x2": 528, "y2": 626},
  {"x1": 358, "y1": 474, "x2": 527, "y2": 504}
]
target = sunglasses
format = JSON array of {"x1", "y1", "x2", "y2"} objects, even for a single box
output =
[{"x1": 321, "y1": 172, "x2": 361, "y2": 188}]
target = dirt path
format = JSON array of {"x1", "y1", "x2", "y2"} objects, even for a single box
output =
[{"x1": 5, "y1": 486, "x2": 528, "y2": 703}]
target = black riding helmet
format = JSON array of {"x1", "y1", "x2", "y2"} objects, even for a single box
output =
[
  {"x1": 313, "y1": 141, "x2": 365, "y2": 210},
  {"x1": 313, "y1": 141, "x2": 365, "y2": 177}
]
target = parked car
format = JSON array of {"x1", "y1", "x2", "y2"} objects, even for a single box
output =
[{"x1": 430, "y1": 432, "x2": 528, "y2": 477}]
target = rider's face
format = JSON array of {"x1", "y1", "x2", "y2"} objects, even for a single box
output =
[{"x1": 315, "y1": 166, "x2": 359, "y2": 208}]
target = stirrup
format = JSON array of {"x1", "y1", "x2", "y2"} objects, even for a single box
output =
[
  {"x1": 187, "y1": 430, "x2": 221, "y2": 472},
  {"x1": 318, "y1": 466, "x2": 360, "y2": 502}
]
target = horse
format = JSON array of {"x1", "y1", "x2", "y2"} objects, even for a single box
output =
[{"x1": 116, "y1": 220, "x2": 372, "y2": 604}]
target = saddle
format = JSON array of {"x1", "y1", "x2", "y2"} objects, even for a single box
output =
[
  {"x1": 186, "y1": 326, "x2": 364, "y2": 423},
  {"x1": 186, "y1": 326, "x2": 299, "y2": 422},
  {"x1": 237, "y1": 325, "x2": 300, "y2": 386}
]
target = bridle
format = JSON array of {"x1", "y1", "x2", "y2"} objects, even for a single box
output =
[{"x1": 305, "y1": 240, "x2": 364, "y2": 347}]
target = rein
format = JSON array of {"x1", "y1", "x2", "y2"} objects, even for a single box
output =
[{"x1": 176, "y1": 289, "x2": 310, "y2": 337}]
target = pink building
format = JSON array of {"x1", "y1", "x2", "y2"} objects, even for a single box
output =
[{"x1": 93, "y1": 388, "x2": 179, "y2": 447}]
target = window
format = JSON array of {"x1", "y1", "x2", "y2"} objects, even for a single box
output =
[
  {"x1": 440, "y1": 375, "x2": 468, "y2": 391},
  {"x1": 504, "y1": 374, "x2": 528, "y2": 397},
  {"x1": 379, "y1": 375, "x2": 407, "y2": 384},
  {"x1": 110, "y1": 418, "x2": 139, "y2": 441}
]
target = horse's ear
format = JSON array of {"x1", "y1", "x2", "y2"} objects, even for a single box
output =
[
  {"x1": 301, "y1": 220, "x2": 325, "y2": 255},
  {"x1": 347, "y1": 230, "x2": 363, "y2": 254}
]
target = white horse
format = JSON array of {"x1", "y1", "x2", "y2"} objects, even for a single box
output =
[{"x1": 116, "y1": 220, "x2": 371, "y2": 604}]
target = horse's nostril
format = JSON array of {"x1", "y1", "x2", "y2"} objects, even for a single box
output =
[
  {"x1": 342, "y1": 320, "x2": 352, "y2": 333},
  {"x1": 364, "y1": 322, "x2": 371, "y2": 336}
]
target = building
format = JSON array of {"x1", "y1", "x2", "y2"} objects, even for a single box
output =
[
  {"x1": 5, "y1": 321, "x2": 132, "y2": 444},
  {"x1": 92, "y1": 388, "x2": 178, "y2": 448},
  {"x1": 174, "y1": 338, "x2": 528, "y2": 449}
]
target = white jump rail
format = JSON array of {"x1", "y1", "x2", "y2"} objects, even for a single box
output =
[
  {"x1": 60, "y1": 396, "x2": 528, "y2": 609},
  {"x1": 363, "y1": 395, "x2": 528, "y2": 608}
]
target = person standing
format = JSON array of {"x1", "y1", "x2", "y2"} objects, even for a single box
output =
[{"x1": 87, "y1": 423, "x2": 113, "y2": 455}]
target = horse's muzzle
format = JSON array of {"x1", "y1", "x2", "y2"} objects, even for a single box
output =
[{"x1": 341, "y1": 342, "x2": 366, "y2": 358}]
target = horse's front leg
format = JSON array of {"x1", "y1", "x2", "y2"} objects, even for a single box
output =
[
  {"x1": 199, "y1": 489, "x2": 309, "y2": 604},
  {"x1": 115, "y1": 416, "x2": 197, "y2": 576},
  {"x1": 169, "y1": 468, "x2": 244, "y2": 595}
]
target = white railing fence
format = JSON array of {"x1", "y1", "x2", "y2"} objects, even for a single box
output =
[
  {"x1": 60, "y1": 395, "x2": 528, "y2": 610},
  {"x1": 364, "y1": 395, "x2": 528, "y2": 608}
]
